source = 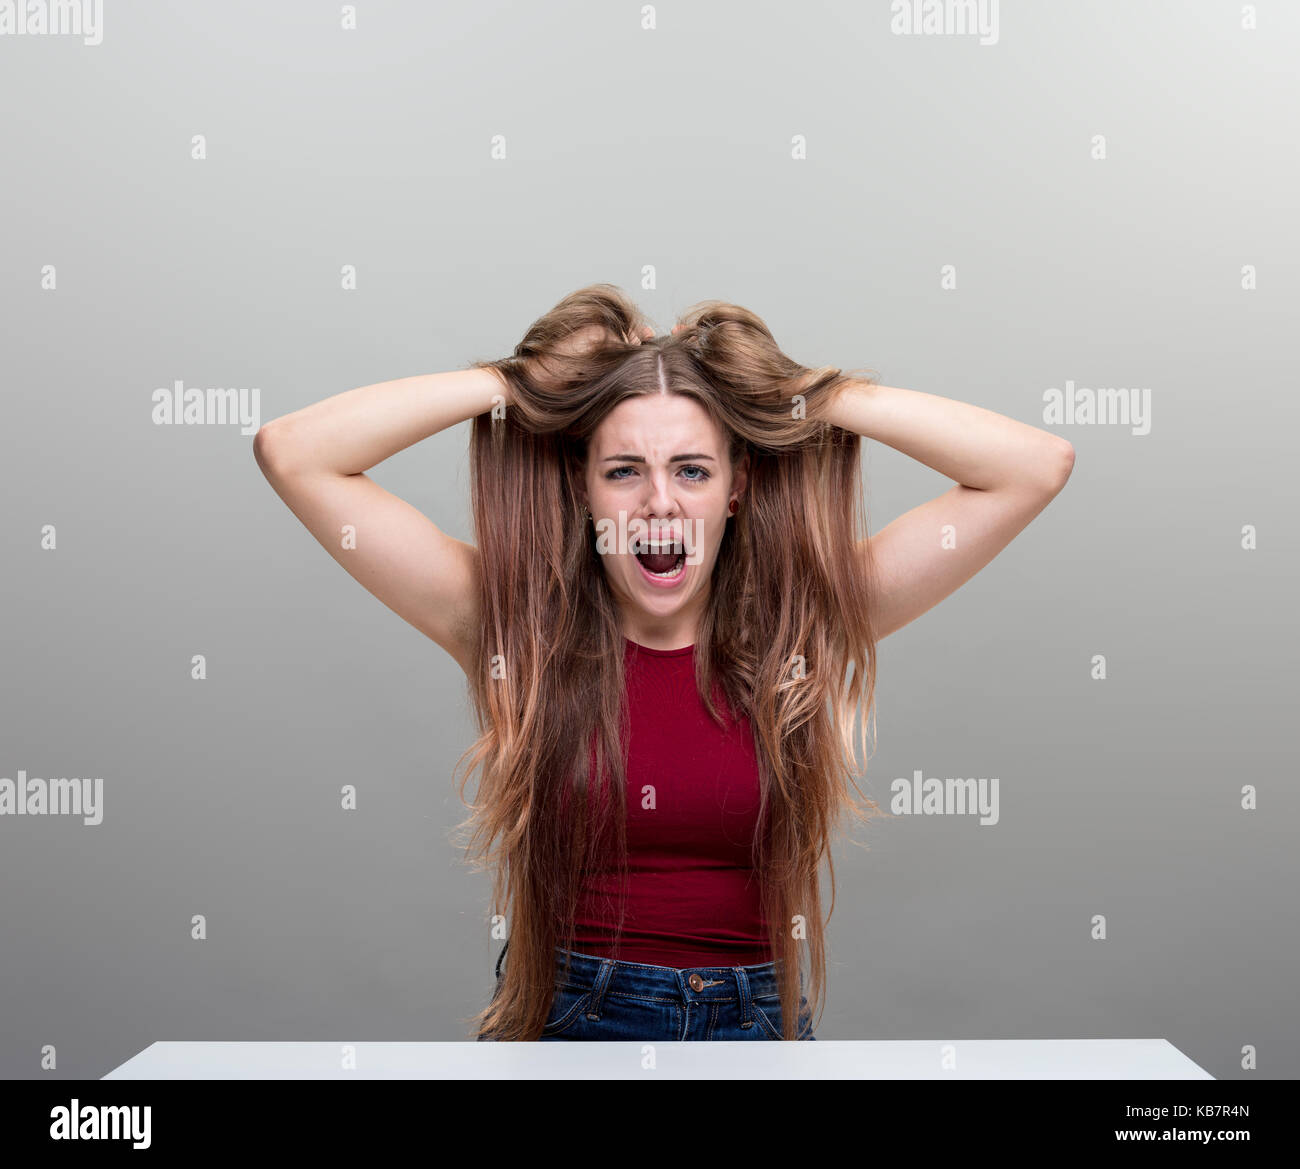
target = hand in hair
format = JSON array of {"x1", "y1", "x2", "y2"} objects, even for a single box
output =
[{"x1": 523, "y1": 323, "x2": 653, "y2": 392}]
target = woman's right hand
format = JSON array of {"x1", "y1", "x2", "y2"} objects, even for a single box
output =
[{"x1": 521, "y1": 324, "x2": 654, "y2": 393}]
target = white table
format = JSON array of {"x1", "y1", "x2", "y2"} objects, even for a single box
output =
[{"x1": 104, "y1": 1039, "x2": 1212, "y2": 1079}]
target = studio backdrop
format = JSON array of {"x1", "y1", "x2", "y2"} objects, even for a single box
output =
[{"x1": 1, "y1": 0, "x2": 1294, "y2": 1078}]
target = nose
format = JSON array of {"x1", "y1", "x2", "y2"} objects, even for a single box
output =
[{"x1": 641, "y1": 470, "x2": 680, "y2": 520}]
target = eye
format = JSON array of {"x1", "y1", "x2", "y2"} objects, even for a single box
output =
[{"x1": 603, "y1": 464, "x2": 711, "y2": 482}]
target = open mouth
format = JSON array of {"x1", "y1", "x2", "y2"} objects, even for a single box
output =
[{"x1": 633, "y1": 537, "x2": 686, "y2": 579}]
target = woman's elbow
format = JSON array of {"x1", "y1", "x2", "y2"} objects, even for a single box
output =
[
  {"x1": 1043, "y1": 439, "x2": 1075, "y2": 494},
  {"x1": 253, "y1": 418, "x2": 300, "y2": 480}
]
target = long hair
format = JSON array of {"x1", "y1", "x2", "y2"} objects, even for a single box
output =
[{"x1": 453, "y1": 283, "x2": 884, "y2": 1040}]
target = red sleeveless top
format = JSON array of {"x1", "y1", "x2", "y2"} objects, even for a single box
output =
[{"x1": 568, "y1": 638, "x2": 773, "y2": 967}]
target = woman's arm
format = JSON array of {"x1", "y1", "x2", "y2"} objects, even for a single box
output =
[
  {"x1": 253, "y1": 367, "x2": 507, "y2": 674},
  {"x1": 824, "y1": 381, "x2": 1075, "y2": 640}
]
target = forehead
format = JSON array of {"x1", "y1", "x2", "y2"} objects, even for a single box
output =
[{"x1": 590, "y1": 393, "x2": 724, "y2": 459}]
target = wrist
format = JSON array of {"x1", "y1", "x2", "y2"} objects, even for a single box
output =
[
  {"x1": 821, "y1": 377, "x2": 862, "y2": 429},
  {"x1": 473, "y1": 363, "x2": 512, "y2": 409}
]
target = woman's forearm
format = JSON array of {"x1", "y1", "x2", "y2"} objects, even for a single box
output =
[
  {"x1": 824, "y1": 379, "x2": 1073, "y2": 493},
  {"x1": 255, "y1": 366, "x2": 507, "y2": 478}
]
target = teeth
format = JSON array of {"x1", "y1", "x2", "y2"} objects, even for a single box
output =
[{"x1": 635, "y1": 539, "x2": 683, "y2": 554}]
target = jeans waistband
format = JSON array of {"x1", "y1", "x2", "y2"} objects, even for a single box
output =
[{"x1": 495, "y1": 939, "x2": 787, "y2": 1003}]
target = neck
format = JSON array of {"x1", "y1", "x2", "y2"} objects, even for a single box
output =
[{"x1": 617, "y1": 600, "x2": 704, "y2": 653}]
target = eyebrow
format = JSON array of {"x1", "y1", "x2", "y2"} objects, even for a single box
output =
[{"x1": 601, "y1": 453, "x2": 717, "y2": 463}]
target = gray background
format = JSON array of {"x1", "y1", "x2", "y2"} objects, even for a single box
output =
[{"x1": 1, "y1": 0, "x2": 1295, "y2": 1079}]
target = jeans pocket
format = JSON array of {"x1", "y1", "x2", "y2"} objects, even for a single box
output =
[
  {"x1": 751, "y1": 993, "x2": 815, "y2": 1040},
  {"x1": 540, "y1": 983, "x2": 593, "y2": 1038}
]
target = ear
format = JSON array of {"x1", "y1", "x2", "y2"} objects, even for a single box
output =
[{"x1": 731, "y1": 451, "x2": 750, "y2": 501}]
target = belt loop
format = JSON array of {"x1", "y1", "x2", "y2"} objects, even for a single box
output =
[
  {"x1": 584, "y1": 958, "x2": 617, "y2": 1020},
  {"x1": 734, "y1": 965, "x2": 755, "y2": 1029}
]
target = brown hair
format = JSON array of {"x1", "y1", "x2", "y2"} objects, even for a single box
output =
[{"x1": 455, "y1": 283, "x2": 884, "y2": 1039}]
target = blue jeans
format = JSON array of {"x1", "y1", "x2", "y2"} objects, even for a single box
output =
[{"x1": 479, "y1": 940, "x2": 816, "y2": 1041}]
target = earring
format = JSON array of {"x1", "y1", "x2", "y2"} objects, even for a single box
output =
[{"x1": 728, "y1": 499, "x2": 738, "y2": 515}]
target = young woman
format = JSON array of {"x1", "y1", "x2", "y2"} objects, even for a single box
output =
[{"x1": 254, "y1": 284, "x2": 1074, "y2": 1042}]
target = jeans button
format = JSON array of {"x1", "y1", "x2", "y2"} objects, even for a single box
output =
[{"x1": 688, "y1": 974, "x2": 705, "y2": 991}]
